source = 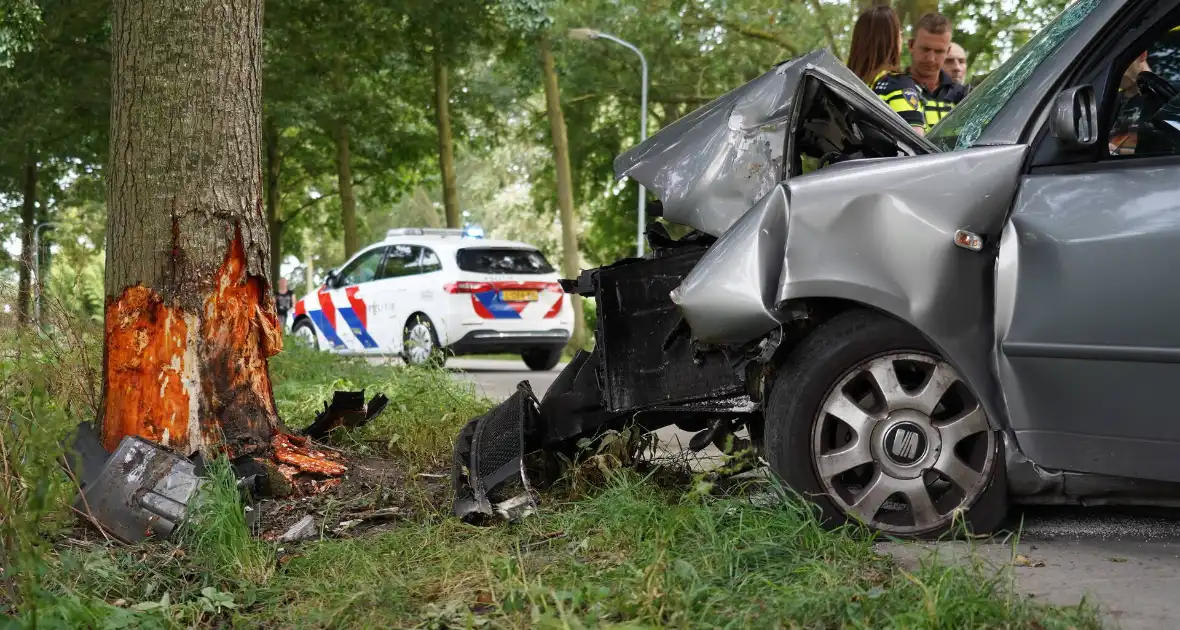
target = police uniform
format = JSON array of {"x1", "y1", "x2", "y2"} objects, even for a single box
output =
[
  {"x1": 871, "y1": 69, "x2": 925, "y2": 129},
  {"x1": 908, "y1": 68, "x2": 969, "y2": 129}
]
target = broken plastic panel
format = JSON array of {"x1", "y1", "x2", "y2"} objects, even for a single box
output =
[
  {"x1": 452, "y1": 381, "x2": 540, "y2": 524},
  {"x1": 74, "y1": 435, "x2": 204, "y2": 543},
  {"x1": 593, "y1": 248, "x2": 745, "y2": 413}
]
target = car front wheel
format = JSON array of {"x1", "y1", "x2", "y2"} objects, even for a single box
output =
[
  {"x1": 403, "y1": 314, "x2": 446, "y2": 368},
  {"x1": 522, "y1": 347, "x2": 563, "y2": 371},
  {"x1": 291, "y1": 318, "x2": 319, "y2": 350},
  {"x1": 765, "y1": 309, "x2": 1007, "y2": 538}
]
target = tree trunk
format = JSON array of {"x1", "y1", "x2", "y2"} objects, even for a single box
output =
[
  {"x1": 809, "y1": 0, "x2": 843, "y2": 58},
  {"x1": 433, "y1": 47, "x2": 460, "y2": 229},
  {"x1": 539, "y1": 35, "x2": 586, "y2": 350},
  {"x1": 265, "y1": 118, "x2": 284, "y2": 284},
  {"x1": 16, "y1": 156, "x2": 36, "y2": 326},
  {"x1": 104, "y1": 0, "x2": 283, "y2": 458},
  {"x1": 333, "y1": 121, "x2": 358, "y2": 258}
]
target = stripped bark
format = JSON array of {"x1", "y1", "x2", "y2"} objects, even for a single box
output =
[{"x1": 104, "y1": 0, "x2": 282, "y2": 457}]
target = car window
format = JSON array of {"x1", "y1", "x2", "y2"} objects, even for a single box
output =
[
  {"x1": 456, "y1": 247, "x2": 554, "y2": 274},
  {"x1": 336, "y1": 247, "x2": 385, "y2": 287},
  {"x1": 419, "y1": 247, "x2": 442, "y2": 273},
  {"x1": 379, "y1": 244, "x2": 422, "y2": 279},
  {"x1": 1108, "y1": 24, "x2": 1180, "y2": 158},
  {"x1": 927, "y1": 0, "x2": 1101, "y2": 151}
]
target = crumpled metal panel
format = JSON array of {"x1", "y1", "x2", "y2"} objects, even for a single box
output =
[
  {"x1": 74, "y1": 436, "x2": 203, "y2": 543},
  {"x1": 672, "y1": 145, "x2": 1028, "y2": 426},
  {"x1": 613, "y1": 48, "x2": 934, "y2": 237}
]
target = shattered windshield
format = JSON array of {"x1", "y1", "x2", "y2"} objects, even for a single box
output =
[{"x1": 927, "y1": 0, "x2": 1101, "y2": 151}]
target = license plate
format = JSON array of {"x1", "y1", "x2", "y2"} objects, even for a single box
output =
[{"x1": 501, "y1": 290, "x2": 538, "y2": 302}]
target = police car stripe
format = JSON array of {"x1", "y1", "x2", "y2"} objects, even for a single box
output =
[{"x1": 338, "y1": 307, "x2": 379, "y2": 349}]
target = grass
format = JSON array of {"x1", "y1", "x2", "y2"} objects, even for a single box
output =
[
  {"x1": 0, "y1": 312, "x2": 1105, "y2": 630},
  {"x1": 259, "y1": 474, "x2": 1102, "y2": 629}
]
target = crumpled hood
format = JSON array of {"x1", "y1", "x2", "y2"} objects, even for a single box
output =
[{"x1": 613, "y1": 48, "x2": 929, "y2": 236}]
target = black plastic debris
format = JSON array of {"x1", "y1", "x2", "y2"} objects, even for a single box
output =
[
  {"x1": 62, "y1": 421, "x2": 109, "y2": 488},
  {"x1": 452, "y1": 381, "x2": 540, "y2": 524},
  {"x1": 73, "y1": 435, "x2": 204, "y2": 543},
  {"x1": 302, "y1": 390, "x2": 389, "y2": 439},
  {"x1": 593, "y1": 248, "x2": 745, "y2": 413}
]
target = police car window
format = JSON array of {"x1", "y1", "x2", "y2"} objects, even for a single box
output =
[
  {"x1": 456, "y1": 248, "x2": 555, "y2": 274},
  {"x1": 379, "y1": 245, "x2": 422, "y2": 279},
  {"x1": 419, "y1": 247, "x2": 442, "y2": 273},
  {"x1": 1108, "y1": 24, "x2": 1180, "y2": 158},
  {"x1": 337, "y1": 248, "x2": 385, "y2": 287}
]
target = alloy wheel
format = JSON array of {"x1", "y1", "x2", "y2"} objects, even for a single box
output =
[
  {"x1": 810, "y1": 352, "x2": 995, "y2": 535},
  {"x1": 293, "y1": 324, "x2": 317, "y2": 348},
  {"x1": 405, "y1": 321, "x2": 435, "y2": 365}
]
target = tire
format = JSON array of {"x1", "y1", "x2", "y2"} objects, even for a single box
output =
[
  {"x1": 291, "y1": 318, "x2": 319, "y2": 351},
  {"x1": 521, "y1": 346, "x2": 563, "y2": 371},
  {"x1": 402, "y1": 314, "x2": 446, "y2": 368},
  {"x1": 765, "y1": 308, "x2": 1007, "y2": 539}
]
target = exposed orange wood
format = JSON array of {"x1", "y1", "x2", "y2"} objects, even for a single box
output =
[{"x1": 102, "y1": 286, "x2": 193, "y2": 453}]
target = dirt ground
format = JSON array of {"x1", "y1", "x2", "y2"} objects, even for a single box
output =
[{"x1": 253, "y1": 455, "x2": 450, "y2": 546}]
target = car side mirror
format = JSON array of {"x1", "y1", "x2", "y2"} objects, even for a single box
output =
[
  {"x1": 323, "y1": 269, "x2": 339, "y2": 289},
  {"x1": 1051, "y1": 85, "x2": 1098, "y2": 148}
]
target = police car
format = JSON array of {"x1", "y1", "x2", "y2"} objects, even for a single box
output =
[{"x1": 288, "y1": 228, "x2": 574, "y2": 371}]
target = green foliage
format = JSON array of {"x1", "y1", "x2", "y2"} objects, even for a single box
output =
[{"x1": 179, "y1": 456, "x2": 274, "y2": 585}]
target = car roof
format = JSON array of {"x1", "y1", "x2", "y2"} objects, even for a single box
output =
[{"x1": 380, "y1": 234, "x2": 541, "y2": 252}]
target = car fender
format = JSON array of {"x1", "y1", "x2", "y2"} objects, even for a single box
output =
[{"x1": 672, "y1": 144, "x2": 1028, "y2": 428}]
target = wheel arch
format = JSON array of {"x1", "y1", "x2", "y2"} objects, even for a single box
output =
[
  {"x1": 290, "y1": 314, "x2": 322, "y2": 345},
  {"x1": 767, "y1": 295, "x2": 1008, "y2": 432},
  {"x1": 404, "y1": 310, "x2": 442, "y2": 344}
]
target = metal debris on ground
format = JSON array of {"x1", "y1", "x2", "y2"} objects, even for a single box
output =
[
  {"x1": 277, "y1": 515, "x2": 318, "y2": 543},
  {"x1": 71, "y1": 429, "x2": 204, "y2": 544}
]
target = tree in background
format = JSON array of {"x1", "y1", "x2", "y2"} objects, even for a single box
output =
[
  {"x1": 102, "y1": 0, "x2": 282, "y2": 456},
  {"x1": 0, "y1": 0, "x2": 108, "y2": 325},
  {"x1": 501, "y1": 0, "x2": 588, "y2": 349}
]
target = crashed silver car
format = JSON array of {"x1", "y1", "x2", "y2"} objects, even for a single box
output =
[{"x1": 453, "y1": 0, "x2": 1180, "y2": 537}]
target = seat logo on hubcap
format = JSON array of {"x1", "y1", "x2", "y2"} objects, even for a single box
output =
[{"x1": 885, "y1": 422, "x2": 927, "y2": 465}]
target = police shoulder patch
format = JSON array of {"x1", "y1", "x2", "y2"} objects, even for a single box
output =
[{"x1": 902, "y1": 88, "x2": 921, "y2": 110}]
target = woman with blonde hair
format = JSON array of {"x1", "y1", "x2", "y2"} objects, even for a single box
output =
[{"x1": 846, "y1": 5, "x2": 925, "y2": 135}]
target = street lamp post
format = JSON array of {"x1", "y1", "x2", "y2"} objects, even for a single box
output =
[
  {"x1": 31, "y1": 221, "x2": 60, "y2": 325},
  {"x1": 569, "y1": 28, "x2": 649, "y2": 257}
]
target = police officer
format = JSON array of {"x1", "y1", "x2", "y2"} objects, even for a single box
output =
[
  {"x1": 848, "y1": 5, "x2": 926, "y2": 135},
  {"x1": 906, "y1": 13, "x2": 968, "y2": 130}
]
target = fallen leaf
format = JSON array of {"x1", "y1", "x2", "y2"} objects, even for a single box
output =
[{"x1": 1013, "y1": 554, "x2": 1046, "y2": 568}]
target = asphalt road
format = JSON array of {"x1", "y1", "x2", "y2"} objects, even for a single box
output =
[{"x1": 446, "y1": 358, "x2": 1180, "y2": 630}]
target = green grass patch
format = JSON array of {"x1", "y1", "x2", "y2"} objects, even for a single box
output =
[
  {"x1": 270, "y1": 341, "x2": 492, "y2": 470},
  {"x1": 260, "y1": 474, "x2": 1101, "y2": 629},
  {"x1": 2, "y1": 327, "x2": 1104, "y2": 629}
]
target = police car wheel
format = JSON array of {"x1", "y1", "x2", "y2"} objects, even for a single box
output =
[
  {"x1": 291, "y1": 318, "x2": 319, "y2": 351},
  {"x1": 402, "y1": 314, "x2": 446, "y2": 368},
  {"x1": 521, "y1": 347, "x2": 563, "y2": 371},
  {"x1": 764, "y1": 309, "x2": 1007, "y2": 539}
]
